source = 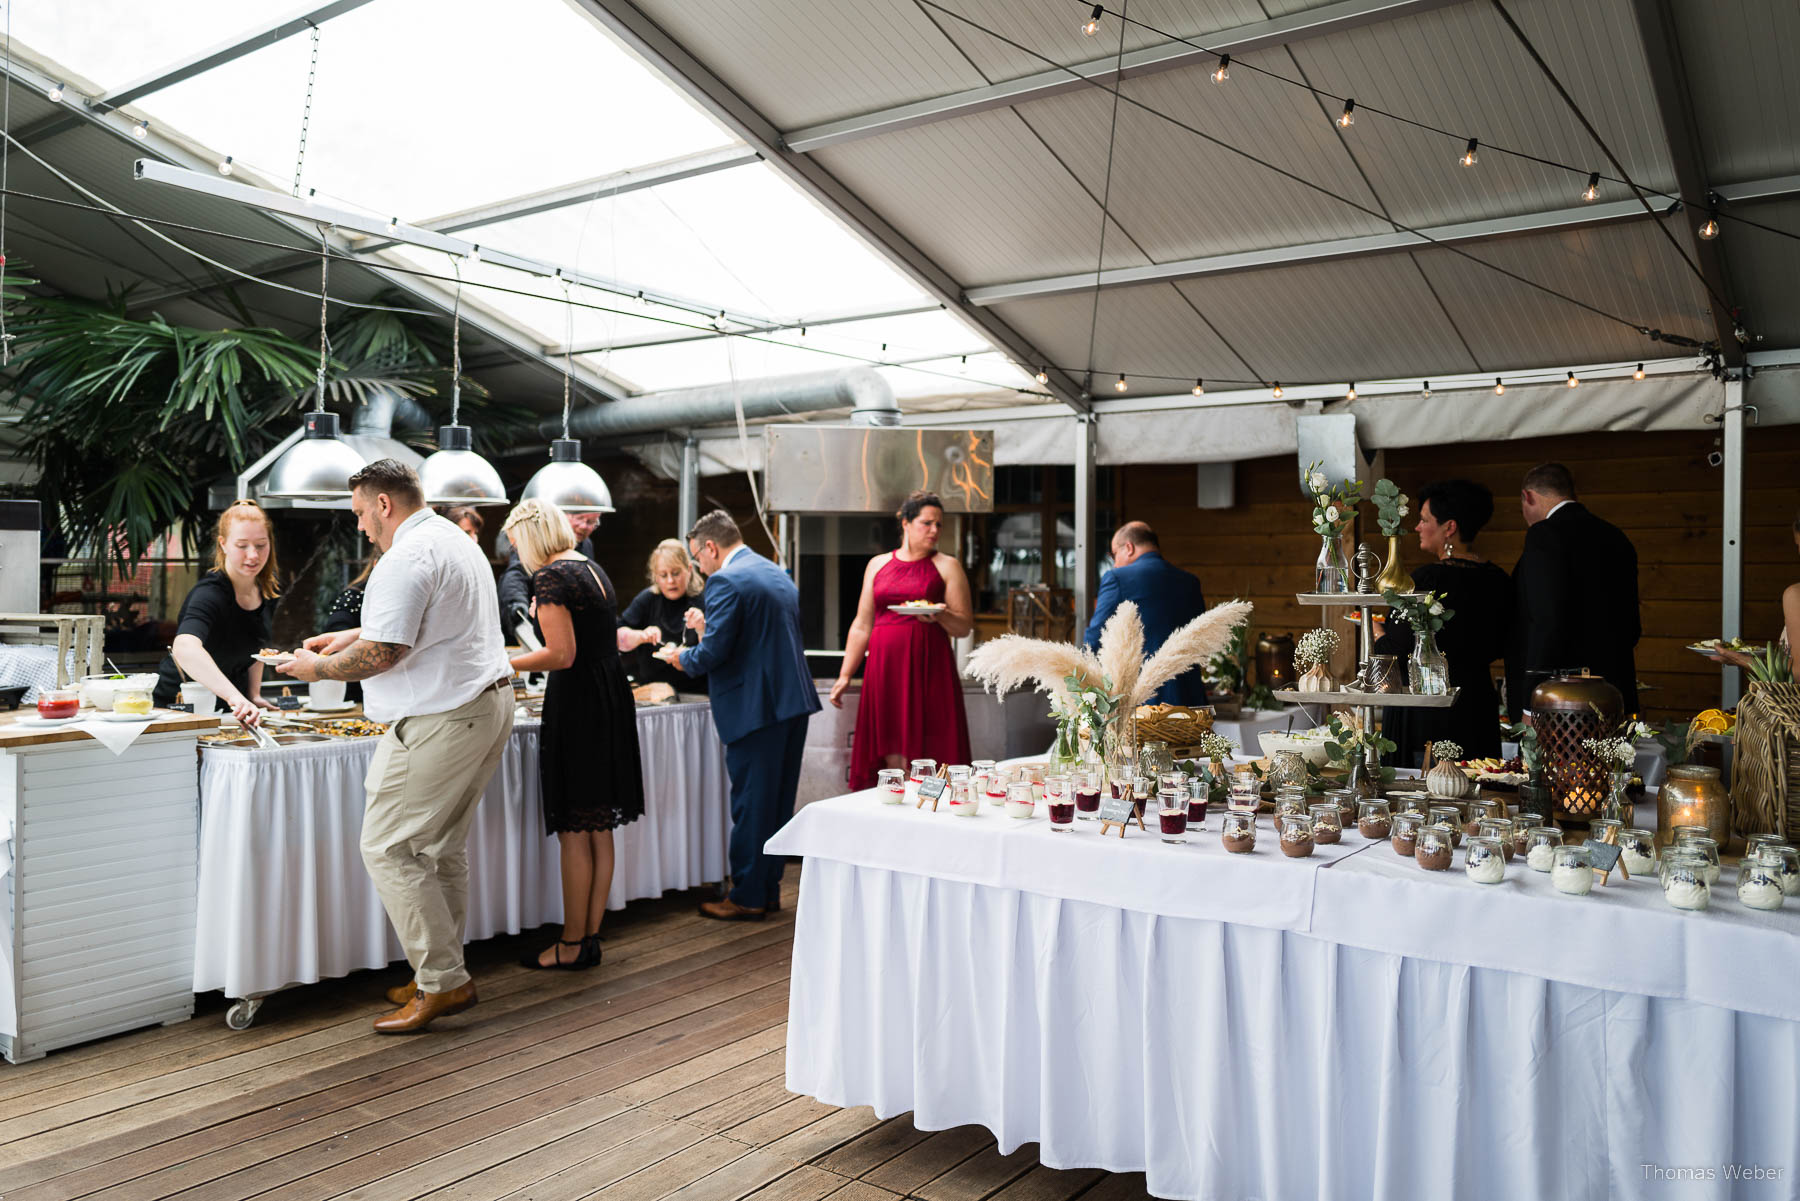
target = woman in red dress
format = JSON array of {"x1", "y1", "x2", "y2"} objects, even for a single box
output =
[{"x1": 831, "y1": 491, "x2": 974, "y2": 788}]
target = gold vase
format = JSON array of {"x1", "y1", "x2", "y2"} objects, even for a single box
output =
[
  {"x1": 1373, "y1": 534, "x2": 1410, "y2": 594},
  {"x1": 1656, "y1": 764, "x2": 1731, "y2": 850}
]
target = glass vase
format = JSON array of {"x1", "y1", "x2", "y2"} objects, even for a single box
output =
[
  {"x1": 1049, "y1": 719, "x2": 1082, "y2": 776},
  {"x1": 1373, "y1": 534, "x2": 1410, "y2": 594},
  {"x1": 1408, "y1": 628, "x2": 1450, "y2": 695},
  {"x1": 1102, "y1": 717, "x2": 1138, "y2": 794},
  {"x1": 1603, "y1": 769, "x2": 1631, "y2": 824},
  {"x1": 1314, "y1": 533, "x2": 1350, "y2": 593}
]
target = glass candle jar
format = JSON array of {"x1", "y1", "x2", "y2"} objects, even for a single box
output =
[
  {"x1": 1525, "y1": 826, "x2": 1564, "y2": 873},
  {"x1": 1357, "y1": 799, "x2": 1392, "y2": 840},
  {"x1": 1220, "y1": 809, "x2": 1256, "y2": 853},
  {"x1": 1004, "y1": 781, "x2": 1037, "y2": 819},
  {"x1": 1465, "y1": 835, "x2": 1506, "y2": 884},
  {"x1": 1414, "y1": 822, "x2": 1455, "y2": 871},
  {"x1": 1308, "y1": 802, "x2": 1343, "y2": 845},
  {"x1": 876, "y1": 767, "x2": 906, "y2": 804},
  {"x1": 1428, "y1": 805, "x2": 1464, "y2": 847},
  {"x1": 1619, "y1": 827, "x2": 1658, "y2": 878},
  {"x1": 1674, "y1": 834, "x2": 1721, "y2": 886},
  {"x1": 1276, "y1": 811, "x2": 1314, "y2": 858},
  {"x1": 1551, "y1": 844, "x2": 1595, "y2": 895},
  {"x1": 1660, "y1": 849, "x2": 1711, "y2": 911},
  {"x1": 1073, "y1": 768, "x2": 1103, "y2": 819},
  {"x1": 1737, "y1": 850, "x2": 1786, "y2": 911},
  {"x1": 1391, "y1": 811, "x2": 1423, "y2": 857}
]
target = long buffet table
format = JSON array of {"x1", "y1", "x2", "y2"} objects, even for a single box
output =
[
  {"x1": 195, "y1": 701, "x2": 729, "y2": 1012},
  {"x1": 768, "y1": 789, "x2": 1800, "y2": 1201}
]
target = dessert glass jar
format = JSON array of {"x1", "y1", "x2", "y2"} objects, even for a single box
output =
[
  {"x1": 1073, "y1": 768, "x2": 1103, "y2": 819},
  {"x1": 1551, "y1": 844, "x2": 1595, "y2": 895},
  {"x1": 1477, "y1": 817, "x2": 1514, "y2": 861},
  {"x1": 1618, "y1": 827, "x2": 1658, "y2": 877},
  {"x1": 1276, "y1": 811, "x2": 1315, "y2": 858},
  {"x1": 877, "y1": 768, "x2": 906, "y2": 804},
  {"x1": 1308, "y1": 802, "x2": 1343, "y2": 845},
  {"x1": 1510, "y1": 813, "x2": 1544, "y2": 858},
  {"x1": 1414, "y1": 822, "x2": 1455, "y2": 871},
  {"x1": 1220, "y1": 810, "x2": 1256, "y2": 853},
  {"x1": 1391, "y1": 811, "x2": 1423, "y2": 856},
  {"x1": 1758, "y1": 843, "x2": 1799, "y2": 896},
  {"x1": 112, "y1": 687, "x2": 154, "y2": 716},
  {"x1": 1737, "y1": 850, "x2": 1785, "y2": 911},
  {"x1": 1660, "y1": 849, "x2": 1711, "y2": 911},
  {"x1": 1428, "y1": 805, "x2": 1465, "y2": 847},
  {"x1": 1465, "y1": 835, "x2": 1506, "y2": 883},
  {"x1": 947, "y1": 778, "x2": 981, "y2": 816},
  {"x1": 1524, "y1": 826, "x2": 1564, "y2": 872},
  {"x1": 1674, "y1": 833, "x2": 1721, "y2": 886},
  {"x1": 35, "y1": 688, "x2": 80, "y2": 720},
  {"x1": 1357, "y1": 799, "x2": 1392, "y2": 840},
  {"x1": 1158, "y1": 792, "x2": 1188, "y2": 844},
  {"x1": 1004, "y1": 781, "x2": 1036, "y2": 819}
]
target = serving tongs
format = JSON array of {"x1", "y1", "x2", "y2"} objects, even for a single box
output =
[{"x1": 246, "y1": 719, "x2": 281, "y2": 751}]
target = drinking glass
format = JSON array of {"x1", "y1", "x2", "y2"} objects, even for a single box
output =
[
  {"x1": 1073, "y1": 768, "x2": 1102, "y2": 820},
  {"x1": 1047, "y1": 787, "x2": 1076, "y2": 832},
  {"x1": 1158, "y1": 786, "x2": 1187, "y2": 844},
  {"x1": 876, "y1": 768, "x2": 905, "y2": 805},
  {"x1": 1185, "y1": 779, "x2": 1210, "y2": 830}
]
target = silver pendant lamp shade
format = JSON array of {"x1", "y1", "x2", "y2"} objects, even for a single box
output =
[
  {"x1": 522, "y1": 438, "x2": 615, "y2": 513},
  {"x1": 419, "y1": 423, "x2": 508, "y2": 506},
  {"x1": 263, "y1": 410, "x2": 367, "y2": 500}
]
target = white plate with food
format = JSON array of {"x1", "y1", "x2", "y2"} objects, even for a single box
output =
[
  {"x1": 14, "y1": 713, "x2": 82, "y2": 728},
  {"x1": 1687, "y1": 637, "x2": 1763, "y2": 659},
  {"x1": 888, "y1": 601, "x2": 946, "y2": 615},
  {"x1": 304, "y1": 701, "x2": 356, "y2": 713},
  {"x1": 252, "y1": 650, "x2": 297, "y2": 666},
  {"x1": 651, "y1": 643, "x2": 684, "y2": 664},
  {"x1": 96, "y1": 710, "x2": 160, "y2": 723}
]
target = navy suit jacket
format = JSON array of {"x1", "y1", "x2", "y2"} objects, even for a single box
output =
[
  {"x1": 678, "y1": 548, "x2": 821, "y2": 745},
  {"x1": 1083, "y1": 551, "x2": 1210, "y2": 706}
]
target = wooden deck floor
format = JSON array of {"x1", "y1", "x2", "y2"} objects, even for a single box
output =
[{"x1": 0, "y1": 871, "x2": 1153, "y2": 1201}]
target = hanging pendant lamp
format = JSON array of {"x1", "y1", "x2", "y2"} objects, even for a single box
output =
[
  {"x1": 418, "y1": 264, "x2": 508, "y2": 505},
  {"x1": 264, "y1": 232, "x2": 365, "y2": 500},
  {"x1": 523, "y1": 281, "x2": 614, "y2": 514}
]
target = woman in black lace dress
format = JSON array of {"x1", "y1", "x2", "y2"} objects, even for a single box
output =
[
  {"x1": 503, "y1": 499, "x2": 645, "y2": 970},
  {"x1": 1375, "y1": 479, "x2": 1513, "y2": 767}
]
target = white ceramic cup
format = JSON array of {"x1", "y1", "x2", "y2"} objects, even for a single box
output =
[
  {"x1": 309, "y1": 679, "x2": 347, "y2": 708},
  {"x1": 178, "y1": 682, "x2": 219, "y2": 714}
]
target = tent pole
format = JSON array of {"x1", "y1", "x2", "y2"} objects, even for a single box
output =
[
  {"x1": 1074, "y1": 415, "x2": 1098, "y2": 637},
  {"x1": 1720, "y1": 377, "x2": 1745, "y2": 709}
]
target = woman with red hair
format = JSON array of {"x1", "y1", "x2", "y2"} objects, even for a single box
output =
[{"x1": 152, "y1": 499, "x2": 282, "y2": 728}]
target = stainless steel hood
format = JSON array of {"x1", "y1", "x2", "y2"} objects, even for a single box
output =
[{"x1": 762, "y1": 425, "x2": 994, "y2": 514}]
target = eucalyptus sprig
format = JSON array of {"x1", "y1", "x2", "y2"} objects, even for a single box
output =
[
  {"x1": 1382, "y1": 589, "x2": 1454, "y2": 636},
  {"x1": 1371, "y1": 478, "x2": 1410, "y2": 538}
]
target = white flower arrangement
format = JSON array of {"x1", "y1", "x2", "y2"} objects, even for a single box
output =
[
  {"x1": 1198, "y1": 731, "x2": 1237, "y2": 762},
  {"x1": 1294, "y1": 627, "x2": 1340, "y2": 670},
  {"x1": 1430, "y1": 739, "x2": 1463, "y2": 764},
  {"x1": 1304, "y1": 459, "x2": 1361, "y2": 539},
  {"x1": 1583, "y1": 736, "x2": 1638, "y2": 769}
]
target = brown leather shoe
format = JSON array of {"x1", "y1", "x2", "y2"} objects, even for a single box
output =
[
  {"x1": 385, "y1": 979, "x2": 416, "y2": 1007},
  {"x1": 766, "y1": 896, "x2": 782, "y2": 913},
  {"x1": 372, "y1": 981, "x2": 478, "y2": 1033},
  {"x1": 699, "y1": 898, "x2": 766, "y2": 922}
]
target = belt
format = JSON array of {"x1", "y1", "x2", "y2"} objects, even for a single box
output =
[{"x1": 487, "y1": 676, "x2": 513, "y2": 692}]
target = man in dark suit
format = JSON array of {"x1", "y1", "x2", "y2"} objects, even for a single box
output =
[
  {"x1": 671, "y1": 510, "x2": 820, "y2": 920},
  {"x1": 1506, "y1": 462, "x2": 1640, "y2": 719},
  {"x1": 1083, "y1": 521, "x2": 1209, "y2": 705}
]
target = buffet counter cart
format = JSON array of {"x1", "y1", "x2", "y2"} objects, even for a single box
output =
[
  {"x1": 195, "y1": 701, "x2": 728, "y2": 1027},
  {"x1": 0, "y1": 711, "x2": 215, "y2": 1063},
  {"x1": 769, "y1": 789, "x2": 1799, "y2": 1201}
]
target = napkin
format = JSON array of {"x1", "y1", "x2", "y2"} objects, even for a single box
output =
[{"x1": 72, "y1": 715, "x2": 159, "y2": 756}]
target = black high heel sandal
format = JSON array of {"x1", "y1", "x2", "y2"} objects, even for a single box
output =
[
  {"x1": 520, "y1": 939, "x2": 586, "y2": 970},
  {"x1": 578, "y1": 933, "x2": 603, "y2": 968}
]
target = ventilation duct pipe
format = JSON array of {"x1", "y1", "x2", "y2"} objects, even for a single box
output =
[{"x1": 540, "y1": 368, "x2": 900, "y2": 441}]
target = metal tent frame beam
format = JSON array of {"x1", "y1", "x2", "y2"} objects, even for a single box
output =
[
  {"x1": 556, "y1": 300, "x2": 944, "y2": 355},
  {"x1": 569, "y1": 0, "x2": 1089, "y2": 414},
  {"x1": 782, "y1": 0, "x2": 1460, "y2": 153},
  {"x1": 965, "y1": 176, "x2": 1800, "y2": 304},
  {"x1": 15, "y1": 0, "x2": 380, "y2": 145}
]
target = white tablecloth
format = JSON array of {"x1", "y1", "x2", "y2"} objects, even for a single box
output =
[
  {"x1": 194, "y1": 703, "x2": 729, "y2": 998},
  {"x1": 770, "y1": 793, "x2": 1800, "y2": 1201}
]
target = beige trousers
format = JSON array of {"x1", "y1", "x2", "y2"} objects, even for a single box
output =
[{"x1": 360, "y1": 684, "x2": 514, "y2": 993}]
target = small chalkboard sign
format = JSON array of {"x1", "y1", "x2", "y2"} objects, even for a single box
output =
[
  {"x1": 274, "y1": 688, "x2": 303, "y2": 710},
  {"x1": 167, "y1": 702, "x2": 194, "y2": 713},
  {"x1": 915, "y1": 776, "x2": 947, "y2": 811},
  {"x1": 1097, "y1": 793, "x2": 1145, "y2": 838},
  {"x1": 1589, "y1": 828, "x2": 1625, "y2": 884}
]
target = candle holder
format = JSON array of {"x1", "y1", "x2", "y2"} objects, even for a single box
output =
[
  {"x1": 1655, "y1": 765, "x2": 1731, "y2": 850},
  {"x1": 1527, "y1": 672, "x2": 1622, "y2": 825}
]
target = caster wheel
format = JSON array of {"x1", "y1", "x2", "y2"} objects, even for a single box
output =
[{"x1": 225, "y1": 999, "x2": 263, "y2": 1030}]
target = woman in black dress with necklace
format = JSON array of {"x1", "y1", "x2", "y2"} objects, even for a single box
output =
[
  {"x1": 503, "y1": 499, "x2": 645, "y2": 970},
  {"x1": 1375, "y1": 479, "x2": 1513, "y2": 766}
]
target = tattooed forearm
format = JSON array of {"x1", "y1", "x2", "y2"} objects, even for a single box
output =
[{"x1": 321, "y1": 639, "x2": 407, "y2": 681}]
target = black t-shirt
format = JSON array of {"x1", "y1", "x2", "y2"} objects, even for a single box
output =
[
  {"x1": 153, "y1": 571, "x2": 278, "y2": 705},
  {"x1": 617, "y1": 586, "x2": 706, "y2": 693}
]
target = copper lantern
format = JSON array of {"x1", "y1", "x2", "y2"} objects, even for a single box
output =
[{"x1": 1529, "y1": 671, "x2": 1623, "y2": 825}]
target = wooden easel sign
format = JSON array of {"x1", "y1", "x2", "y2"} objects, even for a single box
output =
[
  {"x1": 1097, "y1": 793, "x2": 1144, "y2": 838},
  {"x1": 916, "y1": 776, "x2": 947, "y2": 811}
]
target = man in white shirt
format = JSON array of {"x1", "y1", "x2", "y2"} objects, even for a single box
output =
[{"x1": 279, "y1": 459, "x2": 514, "y2": 1033}]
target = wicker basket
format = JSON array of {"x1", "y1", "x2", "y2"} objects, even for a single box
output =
[
  {"x1": 1133, "y1": 704, "x2": 1215, "y2": 758},
  {"x1": 1730, "y1": 680, "x2": 1800, "y2": 843}
]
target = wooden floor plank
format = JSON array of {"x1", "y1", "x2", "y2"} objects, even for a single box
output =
[
  {"x1": 759, "y1": 1106, "x2": 887, "y2": 1167},
  {"x1": 987, "y1": 1164, "x2": 1106, "y2": 1201},
  {"x1": 646, "y1": 1048, "x2": 786, "y2": 1121},
  {"x1": 586, "y1": 1133, "x2": 757, "y2": 1200},
  {"x1": 912, "y1": 1140, "x2": 1039, "y2": 1201},
  {"x1": 812, "y1": 1116, "x2": 934, "y2": 1180},
  {"x1": 489, "y1": 1118, "x2": 712, "y2": 1201},
  {"x1": 679, "y1": 1072, "x2": 798, "y2": 1132},
  {"x1": 614, "y1": 1024, "x2": 788, "y2": 1107},
  {"x1": 657, "y1": 1146, "x2": 799, "y2": 1201},
  {"x1": 723, "y1": 1095, "x2": 843, "y2": 1149},
  {"x1": 740, "y1": 1165, "x2": 852, "y2": 1201},
  {"x1": 860, "y1": 1125, "x2": 994, "y2": 1195},
  {"x1": 1072, "y1": 1172, "x2": 1155, "y2": 1200}
]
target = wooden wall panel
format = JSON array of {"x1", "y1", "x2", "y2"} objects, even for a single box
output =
[{"x1": 1119, "y1": 425, "x2": 1800, "y2": 723}]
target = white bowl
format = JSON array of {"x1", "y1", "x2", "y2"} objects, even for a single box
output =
[
  {"x1": 79, "y1": 672, "x2": 158, "y2": 711},
  {"x1": 1258, "y1": 730, "x2": 1332, "y2": 767}
]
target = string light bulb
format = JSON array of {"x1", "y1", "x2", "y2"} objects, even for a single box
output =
[
  {"x1": 1421, "y1": 380, "x2": 1432, "y2": 398},
  {"x1": 1034, "y1": 366, "x2": 1049, "y2": 385},
  {"x1": 1271, "y1": 381, "x2": 1283, "y2": 399},
  {"x1": 1698, "y1": 216, "x2": 1720, "y2": 240},
  {"x1": 466, "y1": 244, "x2": 482, "y2": 263},
  {"x1": 1211, "y1": 54, "x2": 1230, "y2": 84},
  {"x1": 1633, "y1": 363, "x2": 1645, "y2": 380},
  {"x1": 1337, "y1": 99, "x2": 1356, "y2": 128},
  {"x1": 1082, "y1": 4, "x2": 1103, "y2": 35},
  {"x1": 217, "y1": 156, "x2": 234, "y2": 176},
  {"x1": 1345, "y1": 382, "x2": 1357, "y2": 401},
  {"x1": 1114, "y1": 373, "x2": 1128, "y2": 392},
  {"x1": 1582, "y1": 172, "x2": 1600, "y2": 203},
  {"x1": 1192, "y1": 378, "x2": 1204, "y2": 397},
  {"x1": 1459, "y1": 138, "x2": 1479, "y2": 167},
  {"x1": 386, "y1": 216, "x2": 399, "y2": 234},
  {"x1": 1494, "y1": 378, "x2": 1505, "y2": 395},
  {"x1": 46, "y1": 81, "x2": 65, "y2": 102},
  {"x1": 132, "y1": 119, "x2": 150, "y2": 141},
  {"x1": 1566, "y1": 371, "x2": 1579, "y2": 388}
]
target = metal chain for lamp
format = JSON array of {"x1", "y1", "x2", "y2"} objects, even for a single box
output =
[
  {"x1": 292, "y1": 22, "x2": 320, "y2": 198},
  {"x1": 314, "y1": 226, "x2": 330, "y2": 411},
  {"x1": 559, "y1": 278, "x2": 574, "y2": 440},
  {"x1": 450, "y1": 260, "x2": 463, "y2": 427}
]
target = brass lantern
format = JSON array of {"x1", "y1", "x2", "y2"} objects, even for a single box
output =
[{"x1": 1528, "y1": 671, "x2": 1623, "y2": 825}]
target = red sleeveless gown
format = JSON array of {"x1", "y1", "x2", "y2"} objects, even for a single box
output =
[{"x1": 849, "y1": 555, "x2": 972, "y2": 788}]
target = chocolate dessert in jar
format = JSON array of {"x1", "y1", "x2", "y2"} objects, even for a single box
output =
[
  {"x1": 1308, "y1": 802, "x2": 1342, "y2": 845},
  {"x1": 1357, "y1": 799, "x2": 1392, "y2": 840},
  {"x1": 1464, "y1": 835, "x2": 1506, "y2": 884},
  {"x1": 1274, "y1": 789, "x2": 1309, "y2": 818},
  {"x1": 1276, "y1": 811, "x2": 1315, "y2": 858},
  {"x1": 1477, "y1": 817, "x2": 1514, "y2": 862},
  {"x1": 1510, "y1": 813, "x2": 1543, "y2": 859},
  {"x1": 1428, "y1": 805, "x2": 1464, "y2": 847},
  {"x1": 1324, "y1": 787, "x2": 1358, "y2": 832},
  {"x1": 1221, "y1": 810, "x2": 1256, "y2": 854},
  {"x1": 1414, "y1": 822, "x2": 1455, "y2": 871},
  {"x1": 1391, "y1": 811, "x2": 1423, "y2": 857}
]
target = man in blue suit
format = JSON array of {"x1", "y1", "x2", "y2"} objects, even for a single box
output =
[
  {"x1": 671, "y1": 510, "x2": 820, "y2": 920},
  {"x1": 1084, "y1": 522, "x2": 1209, "y2": 706}
]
